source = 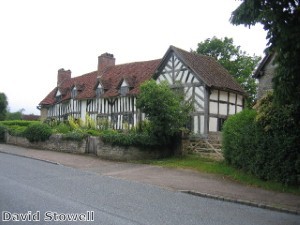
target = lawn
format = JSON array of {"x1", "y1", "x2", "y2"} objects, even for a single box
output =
[{"x1": 137, "y1": 154, "x2": 300, "y2": 195}]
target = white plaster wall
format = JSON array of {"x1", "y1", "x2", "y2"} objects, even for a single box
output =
[
  {"x1": 229, "y1": 93, "x2": 236, "y2": 103},
  {"x1": 209, "y1": 117, "x2": 218, "y2": 132},
  {"x1": 219, "y1": 103, "x2": 228, "y2": 116},
  {"x1": 229, "y1": 105, "x2": 236, "y2": 115},
  {"x1": 219, "y1": 91, "x2": 228, "y2": 101},
  {"x1": 209, "y1": 102, "x2": 218, "y2": 114},
  {"x1": 237, "y1": 95, "x2": 243, "y2": 105},
  {"x1": 81, "y1": 100, "x2": 87, "y2": 121},
  {"x1": 193, "y1": 116, "x2": 198, "y2": 134},
  {"x1": 200, "y1": 115, "x2": 204, "y2": 134},
  {"x1": 210, "y1": 90, "x2": 218, "y2": 100}
]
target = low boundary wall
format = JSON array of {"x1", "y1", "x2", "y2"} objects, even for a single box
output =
[{"x1": 5, "y1": 133, "x2": 170, "y2": 161}]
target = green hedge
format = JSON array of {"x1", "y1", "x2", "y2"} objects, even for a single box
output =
[
  {"x1": 23, "y1": 123, "x2": 52, "y2": 143},
  {"x1": 62, "y1": 129, "x2": 88, "y2": 141},
  {"x1": 0, "y1": 125, "x2": 6, "y2": 142},
  {"x1": 0, "y1": 120, "x2": 40, "y2": 137},
  {"x1": 222, "y1": 109, "x2": 258, "y2": 171},
  {"x1": 0, "y1": 120, "x2": 39, "y2": 127},
  {"x1": 101, "y1": 130, "x2": 159, "y2": 148},
  {"x1": 222, "y1": 96, "x2": 300, "y2": 185}
]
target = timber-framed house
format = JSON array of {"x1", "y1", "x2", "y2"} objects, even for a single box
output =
[{"x1": 39, "y1": 46, "x2": 245, "y2": 137}]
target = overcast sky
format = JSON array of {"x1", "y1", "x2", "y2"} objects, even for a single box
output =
[{"x1": 0, "y1": 0, "x2": 268, "y2": 115}]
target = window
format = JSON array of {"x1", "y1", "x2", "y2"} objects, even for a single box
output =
[
  {"x1": 96, "y1": 83, "x2": 104, "y2": 97},
  {"x1": 55, "y1": 95, "x2": 62, "y2": 102},
  {"x1": 119, "y1": 80, "x2": 129, "y2": 96},
  {"x1": 111, "y1": 114, "x2": 118, "y2": 124},
  {"x1": 71, "y1": 87, "x2": 77, "y2": 99},
  {"x1": 96, "y1": 87, "x2": 103, "y2": 97},
  {"x1": 123, "y1": 113, "x2": 134, "y2": 124},
  {"x1": 119, "y1": 86, "x2": 129, "y2": 96},
  {"x1": 55, "y1": 90, "x2": 62, "y2": 102}
]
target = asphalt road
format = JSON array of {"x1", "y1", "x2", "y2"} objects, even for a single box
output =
[{"x1": 0, "y1": 152, "x2": 299, "y2": 225}]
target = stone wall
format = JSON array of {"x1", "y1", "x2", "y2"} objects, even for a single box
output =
[
  {"x1": 5, "y1": 133, "x2": 170, "y2": 161},
  {"x1": 5, "y1": 133, "x2": 86, "y2": 154},
  {"x1": 257, "y1": 54, "x2": 276, "y2": 99},
  {"x1": 88, "y1": 136, "x2": 171, "y2": 161}
]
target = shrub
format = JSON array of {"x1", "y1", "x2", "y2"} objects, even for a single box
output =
[
  {"x1": 101, "y1": 130, "x2": 159, "y2": 148},
  {"x1": 62, "y1": 129, "x2": 87, "y2": 141},
  {"x1": 222, "y1": 93, "x2": 300, "y2": 185},
  {"x1": 0, "y1": 120, "x2": 39, "y2": 127},
  {"x1": 0, "y1": 125, "x2": 6, "y2": 142},
  {"x1": 222, "y1": 109, "x2": 258, "y2": 170},
  {"x1": 86, "y1": 129, "x2": 101, "y2": 136},
  {"x1": 254, "y1": 93, "x2": 300, "y2": 185},
  {"x1": 7, "y1": 125, "x2": 27, "y2": 137},
  {"x1": 23, "y1": 123, "x2": 52, "y2": 142},
  {"x1": 136, "y1": 80, "x2": 193, "y2": 145},
  {"x1": 52, "y1": 123, "x2": 71, "y2": 134}
]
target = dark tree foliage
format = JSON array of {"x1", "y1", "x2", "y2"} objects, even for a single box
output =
[
  {"x1": 230, "y1": 0, "x2": 300, "y2": 110},
  {"x1": 223, "y1": 94, "x2": 300, "y2": 185},
  {"x1": 136, "y1": 80, "x2": 193, "y2": 145},
  {"x1": 195, "y1": 37, "x2": 260, "y2": 107},
  {"x1": 0, "y1": 93, "x2": 8, "y2": 121}
]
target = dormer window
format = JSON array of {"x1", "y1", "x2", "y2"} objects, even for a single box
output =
[
  {"x1": 119, "y1": 80, "x2": 129, "y2": 96},
  {"x1": 71, "y1": 86, "x2": 77, "y2": 99},
  {"x1": 55, "y1": 90, "x2": 62, "y2": 102},
  {"x1": 96, "y1": 83, "x2": 104, "y2": 97}
]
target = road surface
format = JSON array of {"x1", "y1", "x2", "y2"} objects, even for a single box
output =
[{"x1": 0, "y1": 152, "x2": 299, "y2": 225}]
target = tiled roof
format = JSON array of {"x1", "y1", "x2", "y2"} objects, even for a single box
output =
[
  {"x1": 99, "y1": 59, "x2": 161, "y2": 97},
  {"x1": 39, "y1": 46, "x2": 246, "y2": 106},
  {"x1": 39, "y1": 60, "x2": 161, "y2": 105},
  {"x1": 165, "y1": 46, "x2": 245, "y2": 94}
]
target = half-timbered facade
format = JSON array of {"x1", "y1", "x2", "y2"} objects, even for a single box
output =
[
  {"x1": 154, "y1": 46, "x2": 245, "y2": 134},
  {"x1": 39, "y1": 46, "x2": 245, "y2": 136}
]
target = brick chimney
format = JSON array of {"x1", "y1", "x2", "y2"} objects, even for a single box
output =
[
  {"x1": 98, "y1": 53, "x2": 115, "y2": 73},
  {"x1": 57, "y1": 68, "x2": 71, "y2": 87}
]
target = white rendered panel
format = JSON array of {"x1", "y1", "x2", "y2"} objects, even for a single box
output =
[
  {"x1": 195, "y1": 86, "x2": 204, "y2": 97},
  {"x1": 219, "y1": 91, "x2": 228, "y2": 101},
  {"x1": 209, "y1": 102, "x2": 218, "y2": 114},
  {"x1": 166, "y1": 73, "x2": 173, "y2": 85},
  {"x1": 229, "y1": 93, "x2": 236, "y2": 104},
  {"x1": 219, "y1": 103, "x2": 228, "y2": 116},
  {"x1": 174, "y1": 59, "x2": 181, "y2": 70},
  {"x1": 229, "y1": 105, "x2": 236, "y2": 115},
  {"x1": 209, "y1": 117, "x2": 218, "y2": 132},
  {"x1": 193, "y1": 116, "x2": 199, "y2": 134},
  {"x1": 200, "y1": 115, "x2": 204, "y2": 134},
  {"x1": 81, "y1": 100, "x2": 87, "y2": 121},
  {"x1": 237, "y1": 95, "x2": 243, "y2": 105},
  {"x1": 210, "y1": 90, "x2": 218, "y2": 100}
]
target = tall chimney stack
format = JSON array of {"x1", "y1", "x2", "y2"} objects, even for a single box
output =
[
  {"x1": 98, "y1": 53, "x2": 115, "y2": 73},
  {"x1": 57, "y1": 68, "x2": 71, "y2": 87}
]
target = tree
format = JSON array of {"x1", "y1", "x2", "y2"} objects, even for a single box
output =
[
  {"x1": 0, "y1": 93, "x2": 8, "y2": 121},
  {"x1": 136, "y1": 80, "x2": 193, "y2": 145},
  {"x1": 6, "y1": 111, "x2": 22, "y2": 120},
  {"x1": 195, "y1": 36, "x2": 261, "y2": 107},
  {"x1": 230, "y1": 0, "x2": 300, "y2": 110}
]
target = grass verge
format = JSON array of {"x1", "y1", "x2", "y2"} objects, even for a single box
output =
[{"x1": 136, "y1": 154, "x2": 300, "y2": 195}]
